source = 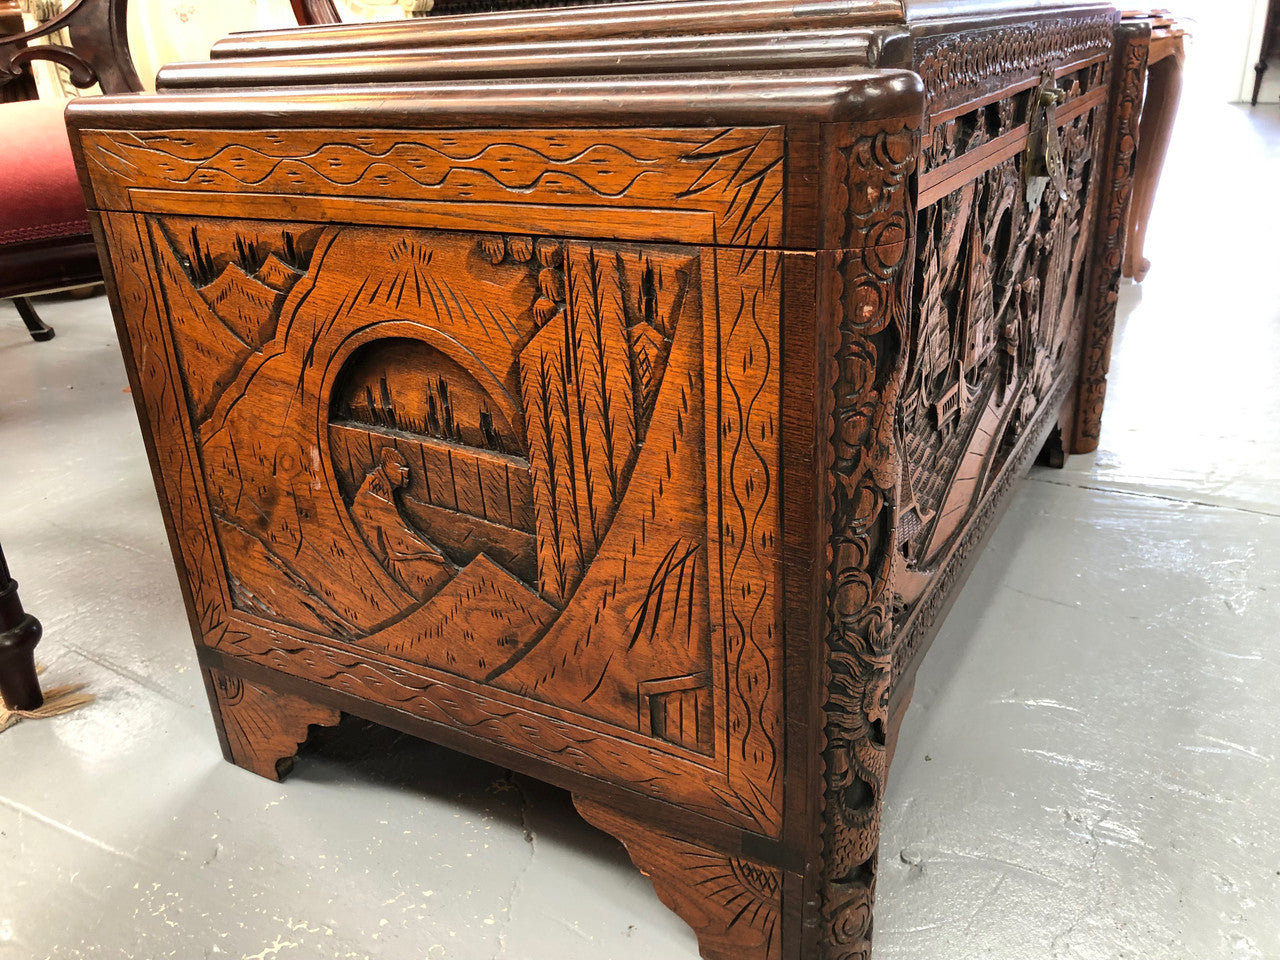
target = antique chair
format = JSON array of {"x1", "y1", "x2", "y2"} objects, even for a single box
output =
[
  {"x1": 0, "y1": 0, "x2": 339, "y2": 341},
  {"x1": 0, "y1": 0, "x2": 141, "y2": 340},
  {"x1": 0, "y1": 0, "x2": 137, "y2": 709}
]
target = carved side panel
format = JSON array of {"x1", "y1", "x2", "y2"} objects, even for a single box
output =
[
  {"x1": 820, "y1": 119, "x2": 920, "y2": 960},
  {"x1": 814, "y1": 33, "x2": 1119, "y2": 955},
  {"x1": 890, "y1": 64, "x2": 1109, "y2": 678},
  {"x1": 91, "y1": 119, "x2": 789, "y2": 835},
  {"x1": 205, "y1": 668, "x2": 341, "y2": 780},
  {"x1": 575, "y1": 797, "x2": 784, "y2": 960},
  {"x1": 1073, "y1": 24, "x2": 1150, "y2": 453}
]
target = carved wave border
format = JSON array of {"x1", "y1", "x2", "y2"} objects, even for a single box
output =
[{"x1": 81, "y1": 126, "x2": 786, "y2": 249}]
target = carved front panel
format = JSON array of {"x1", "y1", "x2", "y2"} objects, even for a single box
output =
[
  {"x1": 89, "y1": 125, "x2": 789, "y2": 835},
  {"x1": 891, "y1": 68, "x2": 1106, "y2": 681}
]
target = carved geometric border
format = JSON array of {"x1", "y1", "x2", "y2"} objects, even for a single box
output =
[{"x1": 916, "y1": 14, "x2": 1116, "y2": 116}]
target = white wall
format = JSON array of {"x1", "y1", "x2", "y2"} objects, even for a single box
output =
[
  {"x1": 126, "y1": 0, "x2": 298, "y2": 91},
  {"x1": 122, "y1": 0, "x2": 431, "y2": 91},
  {"x1": 1238, "y1": 0, "x2": 1275, "y2": 101},
  {"x1": 1153, "y1": 0, "x2": 1271, "y2": 104}
]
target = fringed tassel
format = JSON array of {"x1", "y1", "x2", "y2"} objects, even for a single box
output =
[{"x1": 0, "y1": 665, "x2": 93, "y2": 734}]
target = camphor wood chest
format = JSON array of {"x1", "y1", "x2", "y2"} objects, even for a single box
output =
[{"x1": 67, "y1": 2, "x2": 1147, "y2": 957}]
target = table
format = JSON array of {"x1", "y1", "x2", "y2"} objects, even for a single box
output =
[{"x1": 1123, "y1": 9, "x2": 1188, "y2": 282}]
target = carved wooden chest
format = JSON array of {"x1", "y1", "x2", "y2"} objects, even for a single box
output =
[{"x1": 67, "y1": 2, "x2": 1146, "y2": 957}]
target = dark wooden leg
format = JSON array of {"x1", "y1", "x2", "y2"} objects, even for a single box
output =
[
  {"x1": 203, "y1": 667, "x2": 341, "y2": 780},
  {"x1": 0, "y1": 543, "x2": 43, "y2": 711},
  {"x1": 13, "y1": 297, "x2": 56, "y2": 342},
  {"x1": 1253, "y1": 56, "x2": 1268, "y2": 107},
  {"x1": 1124, "y1": 46, "x2": 1184, "y2": 282},
  {"x1": 1036, "y1": 423, "x2": 1067, "y2": 468},
  {"x1": 884, "y1": 680, "x2": 915, "y2": 770},
  {"x1": 574, "y1": 796, "x2": 786, "y2": 960}
]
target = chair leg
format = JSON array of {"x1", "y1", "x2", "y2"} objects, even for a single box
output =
[
  {"x1": 13, "y1": 297, "x2": 55, "y2": 342},
  {"x1": 0, "y1": 543, "x2": 44, "y2": 712}
]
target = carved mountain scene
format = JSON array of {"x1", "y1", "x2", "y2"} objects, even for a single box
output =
[
  {"x1": 183, "y1": 226, "x2": 544, "y2": 640},
  {"x1": 156, "y1": 217, "x2": 715, "y2": 742},
  {"x1": 150, "y1": 219, "x2": 321, "y2": 423},
  {"x1": 199, "y1": 262, "x2": 284, "y2": 344},
  {"x1": 257, "y1": 252, "x2": 305, "y2": 291}
]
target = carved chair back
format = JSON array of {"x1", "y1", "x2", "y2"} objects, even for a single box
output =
[
  {"x1": 0, "y1": 0, "x2": 351, "y2": 328},
  {"x1": 0, "y1": 0, "x2": 140, "y2": 98},
  {"x1": 0, "y1": 0, "x2": 140, "y2": 335}
]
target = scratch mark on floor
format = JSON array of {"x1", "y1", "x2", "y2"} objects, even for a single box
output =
[{"x1": 0, "y1": 793, "x2": 141, "y2": 862}]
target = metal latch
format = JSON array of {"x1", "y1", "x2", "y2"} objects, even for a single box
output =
[{"x1": 1024, "y1": 69, "x2": 1069, "y2": 207}]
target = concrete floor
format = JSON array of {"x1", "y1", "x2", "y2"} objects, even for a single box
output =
[{"x1": 1, "y1": 98, "x2": 1277, "y2": 959}]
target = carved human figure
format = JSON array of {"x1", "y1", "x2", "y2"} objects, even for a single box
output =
[
  {"x1": 1000, "y1": 298, "x2": 1021, "y2": 400},
  {"x1": 351, "y1": 448, "x2": 452, "y2": 598}
]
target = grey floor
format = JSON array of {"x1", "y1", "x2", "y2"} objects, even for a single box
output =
[
  {"x1": 1260, "y1": 57, "x2": 1280, "y2": 106},
  {"x1": 1, "y1": 99, "x2": 1277, "y2": 960}
]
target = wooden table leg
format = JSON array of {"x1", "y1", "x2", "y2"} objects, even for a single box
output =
[
  {"x1": 1125, "y1": 41, "x2": 1184, "y2": 282},
  {"x1": 886, "y1": 680, "x2": 915, "y2": 771},
  {"x1": 0, "y1": 542, "x2": 43, "y2": 711}
]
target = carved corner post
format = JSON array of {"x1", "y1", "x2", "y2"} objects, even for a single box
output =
[
  {"x1": 1071, "y1": 20, "x2": 1150, "y2": 455},
  {"x1": 202, "y1": 667, "x2": 341, "y2": 780},
  {"x1": 813, "y1": 103, "x2": 923, "y2": 960}
]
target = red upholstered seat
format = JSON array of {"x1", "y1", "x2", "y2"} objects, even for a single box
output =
[
  {"x1": 0, "y1": 96, "x2": 101, "y2": 308},
  {"x1": 0, "y1": 99, "x2": 90, "y2": 249}
]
